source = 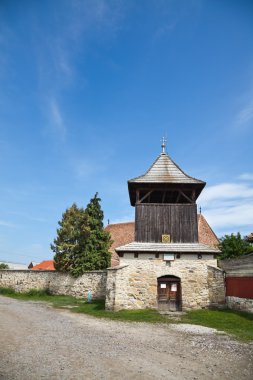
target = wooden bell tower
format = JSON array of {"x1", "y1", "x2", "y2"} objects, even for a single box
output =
[{"x1": 128, "y1": 139, "x2": 206, "y2": 243}]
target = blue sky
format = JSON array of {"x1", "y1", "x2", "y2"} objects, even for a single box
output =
[{"x1": 0, "y1": 0, "x2": 252, "y2": 264}]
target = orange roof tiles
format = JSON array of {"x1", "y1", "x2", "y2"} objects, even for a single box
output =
[
  {"x1": 31, "y1": 260, "x2": 55, "y2": 271},
  {"x1": 105, "y1": 222, "x2": 135, "y2": 266},
  {"x1": 197, "y1": 214, "x2": 219, "y2": 247}
]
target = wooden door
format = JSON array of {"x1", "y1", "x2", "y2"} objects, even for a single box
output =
[{"x1": 157, "y1": 277, "x2": 181, "y2": 311}]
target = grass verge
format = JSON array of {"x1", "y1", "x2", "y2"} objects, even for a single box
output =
[
  {"x1": 181, "y1": 309, "x2": 253, "y2": 342},
  {"x1": 1, "y1": 287, "x2": 252, "y2": 341},
  {"x1": 0, "y1": 287, "x2": 168, "y2": 323}
]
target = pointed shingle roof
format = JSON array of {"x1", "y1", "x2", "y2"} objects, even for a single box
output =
[{"x1": 128, "y1": 153, "x2": 205, "y2": 185}]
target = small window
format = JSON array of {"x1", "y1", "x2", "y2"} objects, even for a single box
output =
[
  {"x1": 155, "y1": 253, "x2": 159, "y2": 259},
  {"x1": 176, "y1": 253, "x2": 181, "y2": 259},
  {"x1": 198, "y1": 254, "x2": 202, "y2": 259},
  {"x1": 134, "y1": 252, "x2": 139, "y2": 258},
  {"x1": 118, "y1": 252, "x2": 124, "y2": 258}
]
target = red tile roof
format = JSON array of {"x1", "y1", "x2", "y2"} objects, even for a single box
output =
[
  {"x1": 105, "y1": 222, "x2": 135, "y2": 266},
  {"x1": 31, "y1": 260, "x2": 55, "y2": 271},
  {"x1": 197, "y1": 214, "x2": 219, "y2": 247},
  {"x1": 105, "y1": 214, "x2": 219, "y2": 267}
]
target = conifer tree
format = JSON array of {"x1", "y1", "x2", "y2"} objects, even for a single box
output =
[
  {"x1": 82, "y1": 193, "x2": 112, "y2": 272},
  {"x1": 51, "y1": 203, "x2": 90, "y2": 275},
  {"x1": 51, "y1": 195, "x2": 111, "y2": 277}
]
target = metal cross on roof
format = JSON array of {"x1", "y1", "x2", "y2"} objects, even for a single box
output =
[{"x1": 161, "y1": 136, "x2": 167, "y2": 154}]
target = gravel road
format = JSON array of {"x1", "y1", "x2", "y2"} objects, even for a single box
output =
[{"x1": 0, "y1": 296, "x2": 252, "y2": 380}]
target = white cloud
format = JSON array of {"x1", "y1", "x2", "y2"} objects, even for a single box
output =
[
  {"x1": 203, "y1": 203, "x2": 253, "y2": 228},
  {"x1": 0, "y1": 220, "x2": 17, "y2": 228},
  {"x1": 48, "y1": 97, "x2": 67, "y2": 139},
  {"x1": 199, "y1": 179, "x2": 253, "y2": 237},
  {"x1": 35, "y1": 0, "x2": 125, "y2": 86},
  {"x1": 238, "y1": 173, "x2": 253, "y2": 181},
  {"x1": 199, "y1": 183, "x2": 253, "y2": 203},
  {"x1": 70, "y1": 0, "x2": 125, "y2": 38},
  {"x1": 34, "y1": 1, "x2": 126, "y2": 141},
  {"x1": 236, "y1": 99, "x2": 253, "y2": 128}
]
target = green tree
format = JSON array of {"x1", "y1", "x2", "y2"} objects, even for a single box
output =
[
  {"x1": 0, "y1": 263, "x2": 9, "y2": 269},
  {"x1": 51, "y1": 203, "x2": 90, "y2": 275},
  {"x1": 81, "y1": 193, "x2": 112, "y2": 273},
  {"x1": 51, "y1": 194, "x2": 111, "y2": 277},
  {"x1": 218, "y1": 232, "x2": 252, "y2": 260}
]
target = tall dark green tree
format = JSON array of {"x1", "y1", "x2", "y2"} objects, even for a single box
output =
[
  {"x1": 51, "y1": 194, "x2": 112, "y2": 277},
  {"x1": 81, "y1": 193, "x2": 112, "y2": 273},
  {"x1": 218, "y1": 232, "x2": 252, "y2": 260}
]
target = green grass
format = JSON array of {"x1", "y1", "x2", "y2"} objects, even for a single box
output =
[
  {"x1": 1, "y1": 287, "x2": 253, "y2": 341},
  {"x1": 0, "y1": 287, "x2": 86, "y2": 307},
  {"x1": 0, "y1": 287, "x2": 167, "y2": 323},
  {"x1": 181, "y1": 309, "x2": 253, "y2": 342},
  {"x1": 73, "y1": 300, "x2": 168, "y2": 322}
]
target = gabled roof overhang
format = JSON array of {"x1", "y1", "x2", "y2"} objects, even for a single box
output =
[
  {"x1": 116, "y1": 242, "x2": 220, "y2": 254},
  {"x1": 128, "y1": 153, "x2": 205, "y2": 206}
]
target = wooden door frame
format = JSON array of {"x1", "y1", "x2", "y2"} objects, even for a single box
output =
[{"x1": 157, "y1": 275, "x2": 182, "y2": 311}]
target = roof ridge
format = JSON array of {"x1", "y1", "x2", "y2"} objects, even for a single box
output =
[{"x1": 106, "y1": 221, "x2": 134, "y2": 227}]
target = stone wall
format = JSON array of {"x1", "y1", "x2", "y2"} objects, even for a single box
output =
[
  {"x1": 0, "y1": 270, "x2": 107, "y2": 299},
  {"x1": 226, "y1": 296, "x2": 253, "y2": 314},
  {"x1": 219, "y1": 253, "x2": 253, "y2": 276},
  {"x1": 207, "y1": 266, "x2": 226, "y2": 307},
  {"x1": 105, "y1": 257, "x2": 223, "y2": 311},
  {"x1": 219, "y1": 253, "x2": 253, "y2": 313},
  {"x1": 0, "y1": 259, "x2": 227, "y2": 311}
]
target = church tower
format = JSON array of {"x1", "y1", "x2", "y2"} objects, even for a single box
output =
[
  {"x1": 109, "y1": 140, "x2": 223, "y2": 313},
  {"x1": 128, "y1": 138, "x2": 205, "y2": 244}
]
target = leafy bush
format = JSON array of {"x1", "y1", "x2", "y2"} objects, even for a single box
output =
[
  {"x1": 218, "y1": 233, "x2": 252, "y2": 260},
  {"x1": 0, "y1": 263, "x2": 9, "y2": 269}
]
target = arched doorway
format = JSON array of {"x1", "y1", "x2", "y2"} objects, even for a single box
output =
[{"x1": 157, "y1": 275, "x2": 182, "y2": 311}]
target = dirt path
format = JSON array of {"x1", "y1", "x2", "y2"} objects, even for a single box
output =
[{"x1": 0, "y1": 296, "x2": 252, "y2": 380}]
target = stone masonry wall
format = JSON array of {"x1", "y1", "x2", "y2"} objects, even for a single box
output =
[
  {"x1": 226, "y1": 296, "x2": 253, "y2": 314},
  {"x1": 207, "y1": 266, "x2": 226, "y2": 307},
  {"x1": 0, "y1": 270, "x2": 107, "y2": 299},
  {"x1": 106, "y1": 257, "x2": 221, "y2": 311}
]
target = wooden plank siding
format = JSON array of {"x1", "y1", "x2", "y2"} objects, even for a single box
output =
[
  {"x1": 135, "y1": 203, "x2": 198, "y2": 243},
  {"x1": 225, "y1": 277, "x2": 253, "y2": 299}
]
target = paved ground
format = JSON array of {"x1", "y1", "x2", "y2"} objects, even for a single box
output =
[{"x1": 0, "y1": 296, "x2": 252, "y2": 380}]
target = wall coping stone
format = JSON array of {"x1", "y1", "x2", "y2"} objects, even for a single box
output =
[
  {"x1": 207, "y1": 265, "x2": 224, "y2": 273},
  {"x1": 0, "y1": 269, "x2": 107, "y2": 275},
  {"x1": 107, "y1": 264, "x2": 129, "y2": 271}
]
